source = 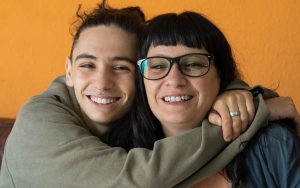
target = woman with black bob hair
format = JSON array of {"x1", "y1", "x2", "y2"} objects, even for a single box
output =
[
  {"x1": 133, "y1": 11, "x2": 240, "y2": 149},
  {"x1": 133, "y1": 11, "x2": 300, "y2": 187}
]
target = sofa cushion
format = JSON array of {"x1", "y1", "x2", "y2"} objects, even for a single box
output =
[{"x1": 0, "y1": 118, "x2": 14, "y2": 169}]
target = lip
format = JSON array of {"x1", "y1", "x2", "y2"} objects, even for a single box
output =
[
  {"x1": 160, "y1": 94, "x2": 194, "y2": 106},
  {"x1": 87, "y1": 95, "x2": 121, "y2": 107}
]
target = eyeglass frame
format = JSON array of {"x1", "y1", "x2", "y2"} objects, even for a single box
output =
[{"x1": 137, "y1": 52, "x2": 214, "y2": 80}]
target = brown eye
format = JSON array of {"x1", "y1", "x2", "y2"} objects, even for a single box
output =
[
  {"x1": 79, "y1": 63, "x2": 94, "y2": 69},
  {"x1": 113, "y1": 65, "x2": 130, "y2": 71}
]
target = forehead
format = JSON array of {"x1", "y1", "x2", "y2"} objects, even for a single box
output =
[
  {"x1": 147, "y1": 45, "x2": 208, "y2": 57},
  {"x1": 72, "y1": 25, "x2": 138, "y2": 61}
]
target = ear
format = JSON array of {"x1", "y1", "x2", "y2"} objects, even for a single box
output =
[{"x1": 65, "y1": 57, "x2": 74, "y2": 87}]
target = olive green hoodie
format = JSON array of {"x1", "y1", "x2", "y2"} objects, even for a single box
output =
[{"x1": 0, "y1": 76, "x2": 268, "y2": 188}]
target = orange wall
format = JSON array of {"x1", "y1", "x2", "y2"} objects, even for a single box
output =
[{"x1": 0, "y1": 0, "x2": 299, "y2": 118}]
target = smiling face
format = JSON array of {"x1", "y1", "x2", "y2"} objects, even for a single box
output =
[
  {"x1": 66, "y1": 25, "x2": 137, "y2": 133},
  {"x1": 144, "y1": 45, "x2": 220, "y2": 136}
]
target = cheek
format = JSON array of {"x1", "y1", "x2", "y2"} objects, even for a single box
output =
[
  {"x1": 73, "y1": 71, "x2": 89, "y2": 89},
  {"x1": 195, "y1": 69, "x2": 220, "y2": 105},
  {"x1": 204, "y1": 66, "x2": 220, "y2": 91},
  {"x1": 144, "y1": 80, "x2": 156, "y2": 104},
  {"x1": 127, "y1": 81, "x2": 136, "y2": 100},
  {"x1": 120, "y1": 76, "x2": 136, "y2": 100}
]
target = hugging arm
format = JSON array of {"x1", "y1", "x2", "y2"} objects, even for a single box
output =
[
  {"x1": 208, "y1": 80, "x2": 300, "y2": 140},
  {"x1": 208, "y1": 79, "x2": 256, "y2": 141},
  {"x1": 0, "y1": 95, "x2": 227, "y2": 188},
  {"x1": 266, "y1": 96, "x2": 300, "y2": 137},
  {"x1": 209, "y1": 89, "x2": 255, "y2": 141}
]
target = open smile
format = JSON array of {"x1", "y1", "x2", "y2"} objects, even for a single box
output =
[
  {"x1": 88, "y1": 95, "x2": 121, "y2": 105},
  {"x1": 162, "y1": 95, "x2": 193, "y2": 103}
]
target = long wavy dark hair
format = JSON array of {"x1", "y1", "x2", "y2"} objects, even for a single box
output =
[{"x1": 131, "y1": 11, "x2": 245, "y2": 187}]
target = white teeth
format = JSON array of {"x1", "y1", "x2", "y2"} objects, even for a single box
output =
[
  {"x1": 163, "y1": 95, "x2": 192, "y2": 102},
  {"x1": 90, "y1": 96, "x2": 115, "y2": 104}
]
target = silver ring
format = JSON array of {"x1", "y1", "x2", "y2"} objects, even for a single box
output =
[{"x1": 230, "y1": 111, "x2": 240, "y2": 117}]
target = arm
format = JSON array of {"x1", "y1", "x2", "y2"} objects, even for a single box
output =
[
  {"x1": 208, "y1": 89, "x2": 255, "y2": 141},
  {"x1": 0, "y1": 95, "x2": 227, "y2": 188},
  {"x1": 209, "y1": 93, "x2": 300, "y2": 141},
  {"x1": 208, "y1": 79, "x2": 256, "y2": 141},
  {"x1": 266, "y1": 96, "x2": 300, "y2": 137},
  {"x1": 174, "y1": 93, "x2": 270, "y2": 187},
  {"x1": 208, "y1": 80, "x2": 297, "y2": 141}
]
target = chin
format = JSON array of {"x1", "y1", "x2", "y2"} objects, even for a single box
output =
[
  {"x1": 87, "y1": 114, "x2": 113, "y2": 125},
  {"x1": 164, "y1": 119, "x2": 188, "y2": 126},
  {"x1": 96, "y1": 117, "x2": 116, "y2": 124},
  {"x1": 164, "y1": 116, "x2": 191, "y2": 124}
]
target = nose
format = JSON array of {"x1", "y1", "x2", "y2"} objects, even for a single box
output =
[
  {"x1": 164, "y1": 64, "x2": 187, "y2": 87},
  {"x1": 92, "y1": 67, "x2": 114, "y2": 91}
]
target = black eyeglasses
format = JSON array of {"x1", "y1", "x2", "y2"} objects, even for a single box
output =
[{"x1": 137, "y1": 53, "x2": 213, "y2": 80}]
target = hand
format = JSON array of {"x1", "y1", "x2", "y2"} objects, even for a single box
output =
[
  {"x1": 266, "y1": 96, "x2": 300, "y2": 137},
  {"x1": 208, "y1": 90, "x2": 255, "y2": 142}
]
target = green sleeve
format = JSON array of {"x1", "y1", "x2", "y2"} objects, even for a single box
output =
[
  {"x1": 225, "y1": 79, "x2": 279, "y2": 99},
  {"x1": 175, "y1": 94, "x2": 270, "y2": 187},
  {"x1": 0, "y1": 95, "x2": 226, "y2": 188},
  {"x1": 225, "y1": 79, "x2": 250, "y2": 90}
]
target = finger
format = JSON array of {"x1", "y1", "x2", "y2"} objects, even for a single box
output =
[
  {"x1": 227, "y1": 98, "x2": 242, "y2": 140},
  {"x1": 214, "y1": 100, "x2": 233, "y2": 142},
  {"x1": 236, "y1": 95, "x2": 248, "y2": 133},
  {"x1": 238, "y1": 91, "x2": 253, "y2": 132},
  {"x1": 231, "y1": 115, "x2": 242, "y2": 140},
  {"x1": 244, "y1": 91, "x2": 255, "y2": 123},
  {"x1": 208, "y1": 109, "x2": 222, "y2": 126}
]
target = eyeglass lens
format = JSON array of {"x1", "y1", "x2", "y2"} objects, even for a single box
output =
[{"x1": 141, "y1": 54, "x2": 210, "y2": 79}]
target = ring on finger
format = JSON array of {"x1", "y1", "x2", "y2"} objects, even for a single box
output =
[{"x1": 230, "y1": 111, "x2": 240, "y2": 117}]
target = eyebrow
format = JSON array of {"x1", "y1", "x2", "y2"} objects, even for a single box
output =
[
  {"x1": 112, "y1": 56, "x2": 136, "y2": 64},
  {"x1": 74, "y1": 53, "x2": 136, "y2": 64},
  {"x1": 75, "y1": 53, "x2": 97, "y2": 62}
]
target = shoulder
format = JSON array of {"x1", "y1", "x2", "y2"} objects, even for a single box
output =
[
  {"x1": 245, "y1": 121, "x2": 300, "y2": 164},
  {"x1": 19, "y1": 92, "x2": 77, "y2": 125},
  {"x1": 254, "y1": 121, "x2": 298, "y2": 146},
  {"x1": 240, "y1": 121, "x2": 300, "y2": 187},
  {"x1": 9, "y1": 77, "x2": 87, "y2": 146},
  {"x1": 19, "y1": 75, "x2": 80, "y2": 122}
]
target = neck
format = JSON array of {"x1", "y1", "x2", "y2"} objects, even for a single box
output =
[
  {"x1": 82, "y1": 113, "x2": 111, "y2": 138},
  {"x1": 161, "y1": 121, "x2": 200, "y2": 137},
  {"x1": 191, "y1": 172, "x2": 230, "y2": 188}
]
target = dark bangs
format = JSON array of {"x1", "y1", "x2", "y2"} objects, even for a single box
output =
[
  {"x1": 139, "y1": 13, "x2": 202, "y2": 58},
  {"x1": 139, "y1": 11, "x2": 239, "y2": 91},
  {"x1": 139, "y1": 12, "x2": 219, "y2": 58}
]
